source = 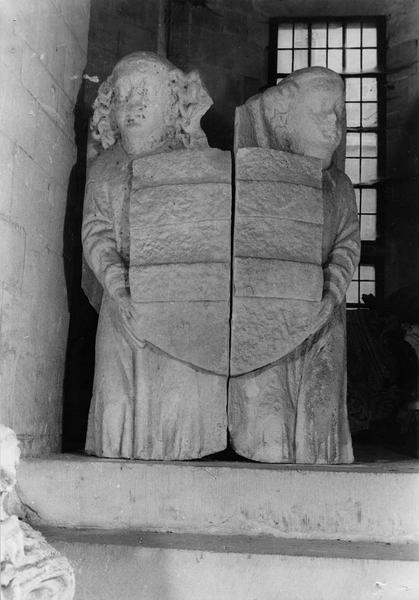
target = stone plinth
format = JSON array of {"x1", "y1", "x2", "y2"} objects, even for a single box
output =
[
  {"x1": 42, "y1": 528, "x2": 419, "y2": 600},
  {"x1": 16, "y1": 455, "x2": 419, "y2": 544}
]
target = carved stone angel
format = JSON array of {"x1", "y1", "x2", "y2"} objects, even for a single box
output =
[
  {"x1": 82, "y1": 52, "x2": 229, "y2": 460},
  {"x1": 229, "y1": 67, "x2": 361, "y2": 464}
]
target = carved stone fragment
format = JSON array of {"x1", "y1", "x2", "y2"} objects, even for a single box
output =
[
  {"x1": 0, "y1": 425, "x2": 75, "y2": 600},
  {"x1": 231, "y1": 148, "x2": 324, "y2": 374},
  {"x1": 82, "y1": 52, "x2": 228, "y2": 459},
  {"x1": 228, "y1": 67, "x2": 360, "y2": 463},
  {"x1": 129, "y1": 149, "x2": 231, "y2": 374}
]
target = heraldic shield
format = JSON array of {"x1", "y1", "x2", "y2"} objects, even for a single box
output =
[
  {"x1": 230, "y1": 147, "x2": 325, "y2": 375},
  {"x1": 129, "y1": 148, "x2": 231, "y2": 376}
]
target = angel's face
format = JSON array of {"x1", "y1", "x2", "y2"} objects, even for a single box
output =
[
  {"x1": 113, "y1": 65, "x2": 172, "y2": 154},
  {"x1": 286, "y1": 81, "x2": 344, "y2": 168}
]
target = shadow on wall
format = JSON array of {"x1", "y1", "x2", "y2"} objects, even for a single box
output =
[
  {"x1": 62, "y1": 82, "x2": 98, "y2": 452},
  {"x1": 387, "y1": 97, "x2": 419, "y2": 293}
]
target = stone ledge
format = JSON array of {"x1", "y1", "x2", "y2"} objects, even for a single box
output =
[
  {"x1": 43, "y1": 528, "x2": 419, "y2": 600},
  {"x1": 16, "y1": 454, "x2": 419, "y2": 544},
  {"x1": 42, "y1": 527, "x2": 419, "y2": 562}
]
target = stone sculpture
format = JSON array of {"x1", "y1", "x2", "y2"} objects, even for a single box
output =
[
  {"x1": 0, "y1": 425, "x2": 75, "y2": 600},
  {"x1": 82, "y1": 52, "x2": 230, "y2": 460},
  {"x1": 228, "y1": 67, "x2": 361, "y2": 463},
  {"x1": 83, "y1": 57, "x2": 359, "y2": 464}
]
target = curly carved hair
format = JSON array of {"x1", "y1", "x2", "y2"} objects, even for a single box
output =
[{"x1": 90, "y1": 52, "x2": 213, "y2": 152}]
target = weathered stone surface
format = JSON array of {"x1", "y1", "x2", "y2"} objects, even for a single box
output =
[
  {"x1": 229, "y1": 68, "x2": 360, "y2": 463},
  {"x1": 236, "y1": 180, "x2": 323, "y2": 224},
  {"x1": 234, "y1": 216, "x2": 323, "y2": 264},
  {"x1": 129, "y1": 146, "x2": 231, "y2": 374},
  {"x1": 1, "y1": 521, "x2": 75, "y2": 600},
  {"x1": 132, "y1": 148, "x2": 231, "y2": 185},
  {"x1": 0, "y1": 0, "x2": 89, "y2": 456},
  {"x1": 45, "y1": 529, "x2": 419, "y2": 600},
  {"x1": 83, "y1": 52, "x2": 228, "y2": 459},
  {"x1": 17, "y1": 454, "x2": 419, "y2": 543},
  {"x1": 130, "y1": 182, "x2": 230, "y2": 227},
  {"x1": 231, "y1": 146, "x2": 324, "y2": 374},
  {"x1": 130, "y1": 219, "x2": 230, "y2": 265},
  {"x1": 0, "y1": 425, "x2": 75, "y2": 600},
  {"x1": 130, "y1": 301, "x2": 230, "y2": 375},
  {"x1": 230, "y1": 297, "x2": 321, "y2": 375},
  {"x1": 130, "y1": 150, "x2": 231, "y2": 374},
  {"x1": 236, "y1": 147, "x2": 322, "y2": 188},
  {"x1": 233, "y1": 258, "x2": 323, "y2": 302},
  {"x1": 130, "y1": 262, "x2": 230, "y2": 302}
]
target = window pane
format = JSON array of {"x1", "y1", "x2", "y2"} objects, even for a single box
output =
[
  {"x1": 311, "y1": 49, "x2": 327, "y2": 67},
  {"x1": 362, "y1": 189, "x2": 376, "y2": 213},
  {"x1": 277, "y1": 50, "x2": 292, "y2": 72},
  {"x1": 346, "y1": 102, "x2": 361, "y2": 126},
  {"x1": 362, "y1": 102, "x2": 378, "y2": 126},
  {"x1": 362, "y1": 78, "x2": 377, "y2": 101},
  {"x1": 328, "y1": 23, "x2": 343, "y2": 48},
  {"x1": 362, "y1": 49, "x2": 377, "y2": 71},
  {"x1": 362, "y1": 25, "x2": 377, "y2": 47},
  {"x1": 294, "y1": 49, "x2": 309, "y2": 70},
  {"x1": 345, "y1": 78, "x2": 361, "y2": 101},
  {"x1": 346, "y1": 132, "x2": 361, "y2": 157},
  {"x1": 312, "y1": 23, "x2": 327, "y2": 47},
  {"x1": 361, "y1": 158, "x2": 377, "y2": 182},
  {"x1": 345, "y1": 158, "x2": 360, "y2": 183},
  {"x1": 360, "y1": 214, "x2": 377, "y2": 240},
  {"x1": 360, "y1": 265, "x2": 375, "y2": 280},
  {"x1": 360, "y1": 280, "x2": 375, "y2": 297},
  {"x1": 276, "y1": 77, "x2": 284, "y2": 84},
  {"x1": 346, "y1": 23, "x2": 361, "y2": 47},
  {"x1": 328, "y1": 49, "x2": 343, "y2": 72},
  {"x1": 361, "y1": 133, "x2": 378, "y2": 157},
  {"x1": 347, "y1": 281, "x2": 359, "y2": 303},
  {"x1": 294, "y1": 23, "x2": 308, "y2": 48},
  {"x1": 346, "y1": 49, "x2": 361, "y2": 72},
  {"x1": 277, "y1": 25, "x2": 293, "y2": 48}
]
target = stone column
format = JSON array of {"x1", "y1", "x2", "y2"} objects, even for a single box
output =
[{"x1": 0, "y1": 0, "x2": 90, "y2": 455}]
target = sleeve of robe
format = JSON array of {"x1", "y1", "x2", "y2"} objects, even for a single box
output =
[
  {"x1": 82, "y1": 179, "x2": 127, "y2": 299},
  {"x1": 323, "y1": 171, "x2": 361, "y2": 308}
]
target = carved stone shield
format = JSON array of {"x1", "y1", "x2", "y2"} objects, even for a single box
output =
[
  {"x1": 230, "y1": 147, "x2": 324, "y2": 375},
  {"x1": 129, "y1": 148, "x2": 231, "y2": 375}
]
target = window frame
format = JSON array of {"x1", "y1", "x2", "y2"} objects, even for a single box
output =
[{"x1": 268, "y1": 16, "x2": 387, "y2": 307}]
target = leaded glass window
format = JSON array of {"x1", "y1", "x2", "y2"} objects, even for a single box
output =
[{"x1": 269, "y1": 18, "x2": 386, "y2": 306}]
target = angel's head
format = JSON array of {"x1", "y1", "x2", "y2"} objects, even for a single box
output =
[
  {"x1": 90, "y1": 52, "x2": 213, "y2": 155},
  {"x1": 260, "y1": 67, "x2": 345, "y2": 168}
]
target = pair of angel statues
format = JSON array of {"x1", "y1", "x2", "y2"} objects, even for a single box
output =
[{"x1": 82, "y1": 51, "x2": 360, "y2": 464}]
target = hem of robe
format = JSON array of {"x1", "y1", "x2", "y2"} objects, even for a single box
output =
[
  {"x1": 229, "y1": 440, "x2": 354, "y2": 465},
  {"x1": 84, "y1": 439, "x2": 228, "y2": 462}
]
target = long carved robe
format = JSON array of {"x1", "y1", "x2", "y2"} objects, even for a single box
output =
[
  {"x1": 82, "y1": 143, "x2": 227, "y2": 460},
  {"x1": 228, "y1": 165, "x2": 361, "y2": 463}
]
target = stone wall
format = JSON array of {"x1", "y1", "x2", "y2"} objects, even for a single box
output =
[
  {"x1": 169, "y1": 0, "x2": 268, "y2": 149},
  {"x1": 83, "y1": 0, "x2": 162, "y2": 113},
  {"x1": 385, "y1": 0, "x2": 419, "y2": 295},
  {"x1": 83, "y1": 0, "x2": 268, "y2": 149},
  {"x1": 0, "y1": 0, "x2": 90, "y2": 456}
]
